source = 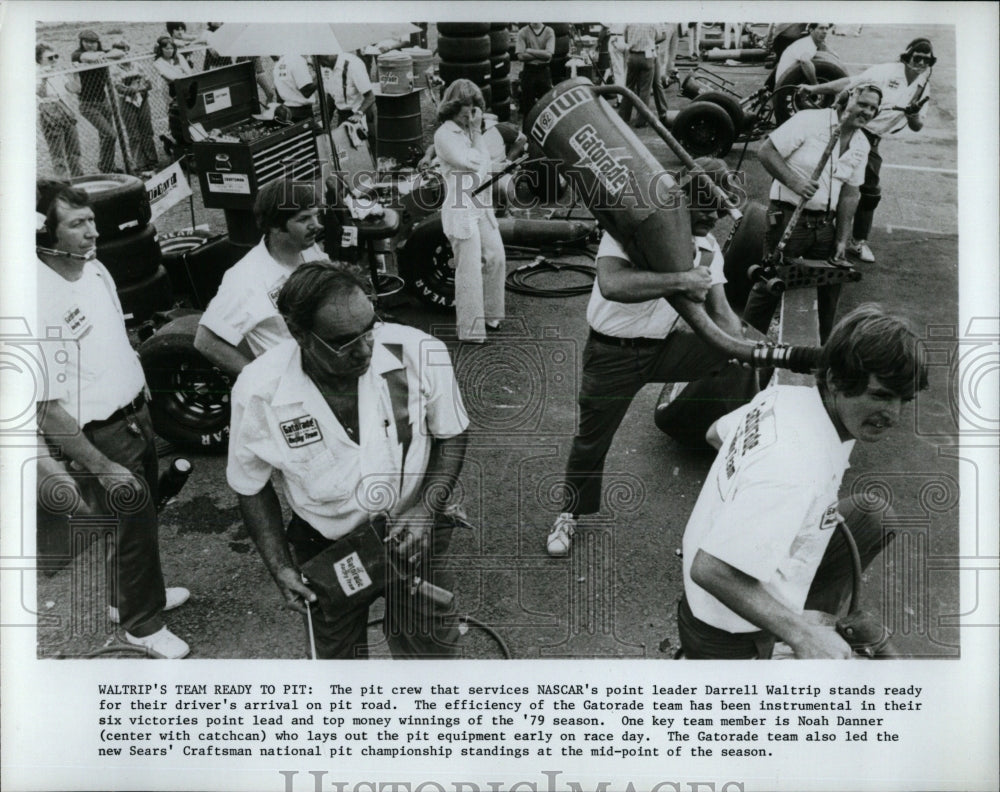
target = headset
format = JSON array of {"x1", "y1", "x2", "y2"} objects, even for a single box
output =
[{"x1": 900, "y1": 37, "x2": 937, "y2": 66}]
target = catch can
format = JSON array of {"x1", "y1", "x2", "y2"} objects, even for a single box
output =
[{"x1": 523, "y1": 77, "x2": 693, "y2": 274}]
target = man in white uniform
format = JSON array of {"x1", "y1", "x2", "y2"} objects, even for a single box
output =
[
  {"x1": 320, "y1": 52, "x2": 375, "y2": 126},
  {"x1": 547, "y1": 160, "x2": 763, "y2": 557},
  {"x1": 227, "y1": 263, "x2": 469, "y2": 658},
  {"x1": 773, "y1": 23, "x2": 831, "y2": 86},
  {"x1": 801, "y1": 37, "x2": 934, "y2": 263},
  {"x1": 680, "y1": 304, "x2": 927, "y2": 659},
  {"x1": 195, "y1": 178, "x2": 327, "y2": 376},
  {"x1": 272, "y1": 53, "x2": 316, "y2": 121},
  {"x1": 35, "y1": 182, "x2": 190, "y2": 658}
]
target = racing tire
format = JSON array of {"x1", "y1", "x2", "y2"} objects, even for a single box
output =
[
  {"x1": 489, "y1": 29, "x2": 510, "y2": 54},
  {"x1": 437, "y1": 34, "x2": 492, "y2": 62},
  {"x1": 161, "y1": 233, "x2": 252, "y2": 310},
  {"x1": 69, "y1": 173, "x2": 151, "y2": 241},
  {"x1": 773, "y1": 53, "x2": 849, "y2": 124},
  {"x1": 554, "y1": 35, "x2": 571, "y2": 57},
  {"x1": 96, "y1": 223, "x2": 161, "y2": 286},
  {"x1": 396, "y1": 217, "x2": 456, "y2": 311},
  {"x1": 479, "y1": 84, "x2": 493, "y2": 108},
  {"x1": 116, "y1": 265, "x2": 174, "y2": 327},
  {"x1": 721, "y1": 201, "x2": 768, "y2": 312},
  {"x1": 438, "y1": 60, "x2": 492, "y2": 87},
  {"x1": 493, "y1": 101, "x2": 512, "y2": 122},
  {"x1": 672, "y1": 101, "x2": 736, "y2": 158},
  {"x1": 548, "y1": 24, "x2": 573, "y2": 37},
  {"x1": 491, "y1": 77, "x2": 512, "y2": 104},
  {"x1": 157, "y1": 228, "x2": 216, "y2": 302},
  {"x1": 490, "y1": 53, "x2": 511, "y2": 79},
  {"x1": 138, "y1": 313, "x2": 233, "y2": 452},
  {"x1": 696, "y1": 91, "x2": 746, "y2": 133},
  {"x1": 436, "y1": 23, "x2": 491, "y2": 37},
  {"x1": 550, "y1": 55, "x2": 570, "y2": 84}
]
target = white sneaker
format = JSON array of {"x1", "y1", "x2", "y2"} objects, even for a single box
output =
[
  {"x1": 109, "y1": 586, "x2": 190, "y2": 624},
  {"x1": 547, "y1": 512, "x2": 577, "y2": 557},
  {"x1": 125, "y1": 626, "x2": 190, "y2": 659},
  {"x1": 848, "y1": 239, "x2": 875, "y2": 263}
]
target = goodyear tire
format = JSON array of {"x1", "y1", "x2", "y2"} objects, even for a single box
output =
[
  {"x1": 157, "y1": 228, "x2": 215, "y2": 302},
  {"x1": 138, "y1": 313, "x2": 233, "y2": 452},
  {"x1": 548, "y1": 23, "x2": 573, "y2": 37},
  {"x1": 550, "y1": 55, "x2": 570, "y2": 84},
  {"x1": 672, "y1": 101, "x2": 736, "y2": 158},
  {"x1": 160, "y1": 233, "x2": 251, "y2": 310},
  {"x1": 491, "y1": 52, "x2": 511, "y2": 79},
  {"x1": 489, "y1": 29, "x2": 510, "y2": 54},
  {"x1": 69, "y1": 173, "x2": 151, "y2": 241},
  {"x1": 436, "y1": 22, "x2": 491, "y2": 37},
  {"x1": 721, "y1": 201, "x2": 767, "y2": 312},
  {"x1": 554, "y1": 34, "x2": 571, "y2": 57},
  {"x1": 396, "y1": 217, "x2": 456, "y2": 310},
  {"x1": 773, "y1": 53, "x2": 849, "y2": 124},
  {"x1": 97, "y1": 223, "x2": 161, "y2": 286},
  {"x1": 697, "y1": 91, "x2": 746, "y2": 133},
  {"x1": 117, "y1": 265, "x2": 174, "y2": 327},
  {"x1": 437, "y1": 34, "x2": 492, "y2": 62},
  {"x1": 480, "y1": 84, "x2": 493, "y2": 108},
  {"x1": 491, "y1": 76, "x2": 512, "y2": 104},
  {"x1": 439, "y1": 59, "x2": 492, "y2": 87}
]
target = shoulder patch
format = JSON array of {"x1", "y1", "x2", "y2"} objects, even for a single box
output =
[{"x1": 280, "y1": 414, "x2": 323, "y2": 447}]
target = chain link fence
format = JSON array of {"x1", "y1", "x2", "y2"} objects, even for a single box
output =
[{"x1": 36, "y1": 45, "x2": 277, "y2": 180}]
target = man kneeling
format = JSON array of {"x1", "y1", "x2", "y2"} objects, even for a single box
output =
[{"x1": 679, "y1": 304, "x2": 927, "y2": 659}]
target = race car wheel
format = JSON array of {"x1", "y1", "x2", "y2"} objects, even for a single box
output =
[
  {"x1": 396, "y1": 217, "x2": 456, "y2": 310},
  {"x1": 773, "y1": 53, "x2": 849, "y2": 124},
  {"x1": 672, "y1": 101, "x2": 736, "y2": 158},
  {"x1": 97, "y1": 223, "x2": 161, "y2": 286},
  {"x1": 721, "y1": 201, "x2": 768, "y2": 312},
  {"x1": 696, "y1": 91, "x2": 747, "y2": 133},
  {"x1": 138, "y1": 313, "x2": 232, "y2": 452}
]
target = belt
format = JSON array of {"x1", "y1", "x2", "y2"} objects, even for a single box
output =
[
  {"x1": 84, "y1": 392, "x2": 146, "y2": 431},
  {"x1": 772, "y1": 200, "x2": 833, "y2": 219},
  {"x1": 589, "y1": 328, "x2": 664, "y2": 348}
]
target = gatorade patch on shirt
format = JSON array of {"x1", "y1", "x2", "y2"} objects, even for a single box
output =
[
  {"x1": 267, "y1": 277, "x2": 287, "y2": 308},
  {"x1": 720, "y1": 395, "x2": 778, "y2": 499},
  {"x1": 280, "y1": 415, "x2": 323, "y2": 447},
  {"x1": 334, "y1": 551, "x2": 373, "y2": 596},
  {"x1": 62, "y1": 304, "x2": 92, "y2": 339}
]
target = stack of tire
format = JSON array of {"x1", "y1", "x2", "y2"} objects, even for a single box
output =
[
  {"x1": 488, "y1": 24, "x2": 513, "y2": 121},
  {"x1": 548, "y1": 23, "x2": 573, "y2": 84},
  {"x1": 436, "y1": 23, "x2": 494, "y2": 111},
  {"x1": 70, "y1": 174, "x2": 172, "y2": 327}
]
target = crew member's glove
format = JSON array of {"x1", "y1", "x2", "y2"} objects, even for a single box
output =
[{"x1": 904, "y1": 96, "x2": 930, "y2": 117}]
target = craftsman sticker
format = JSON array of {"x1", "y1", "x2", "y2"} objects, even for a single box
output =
[
  {"x1": 530, "y1": 85, "x2": 593, "y2": 146},
  {"x1": 206, "y1": 172, "x2": 251, "y2": 195},
  {"x1": 280, "y1": 415, "x2": 323, "y2": 447},
  {"x1": 202, "y1": 86, "x2": 233, "y2": 114},
  {"x1": 334, "y1": 551, "x2": 373, "y2": 596},
  {"x1": 568, "y1": 125, "x2": 631, "y2": 196}
]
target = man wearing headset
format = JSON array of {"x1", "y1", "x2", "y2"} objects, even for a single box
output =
[
  {"x1": 742, "y1": 83, "x2": 882, "y2": 343},
  {"x1": 800, "y1": 38, "x2": 934, "y2": 263},
  {"x1": 34, "y1": 181, "x2": 190, "y2": 658}
]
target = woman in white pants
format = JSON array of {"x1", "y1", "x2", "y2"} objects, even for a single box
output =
[{"x1": 432, "y1": 79, "x2": 505, "y2": 343}]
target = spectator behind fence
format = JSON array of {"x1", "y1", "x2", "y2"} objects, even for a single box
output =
[
  {"x1": 113, "y1": 42, "x2": 159, "y2": 173},
  {"x1": 153, "y1": 35, "x2": 194, "y2": 101},
  {"x1": 37, "y1": 43, "x2": 82, "y2": 179},
  {"x1": 68, "y1": 29, "x2": 126, "y2": 174}
]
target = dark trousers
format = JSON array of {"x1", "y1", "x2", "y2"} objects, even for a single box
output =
[
  {"x1": 120, "y1": 99, "x2": 159, "y2": 170},
  {"x1": 852, "y1": 132, "x2": 883, "y2": 241},
  {"x1": 678, "y1": 495, "x2": 896, "y2": 659},
  {"x1": 288, "y1": 513, "x2": 460, "y2": 659},
  {"x1": 562, "y1": 323, "x2": 750, "y2": 516},
  {"x1": 77, "y1": 404, "x2": 166, "y2": 637},
  {"x1": 40, "y1": 114, "x2": 83, "y2": 178},
  {"x1": 79, "y1": 100, "x2": 118, "y2": 173},
  {"x1": 742, "y1": 201, "x2": 843, "y2": 342},
  {"x1": 618, "y1": 53, "x2": 655, "y2": 126},
  {"x1": 519, "y1": 65, "x2": 552, "y2": 128}
]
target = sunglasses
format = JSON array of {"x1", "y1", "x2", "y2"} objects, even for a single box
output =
[
  {"x1": 909, "y1": 54, "x2": 933, "y2": 64},
  {"x1": 308, "y1": 315, "x2": 381, "y2": 356}
]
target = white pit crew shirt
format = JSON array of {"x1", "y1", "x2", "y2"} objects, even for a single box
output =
[
  {"x1": 586, "y1": 231, "x2": 725, "y2": 339},
  {"x1": 227, "y1": 324, "x2": 469, "y2": 540},
  {"x1": 198, "y1": 238, "x2": 326, "y2": 358},
  {"x1": 682, "y1": 386, "x2": 855, "y2": 634},
  {"x1": 36, "y1": 258, "x2": 146, "y2": 426}
]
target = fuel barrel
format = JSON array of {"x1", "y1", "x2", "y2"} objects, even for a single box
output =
[
  {"x1": 523, "y1": 77, "x2": 692, "y2": 274},
  {"x1": 375, "y1": 89, "x2": 424, "y2": 166}
]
